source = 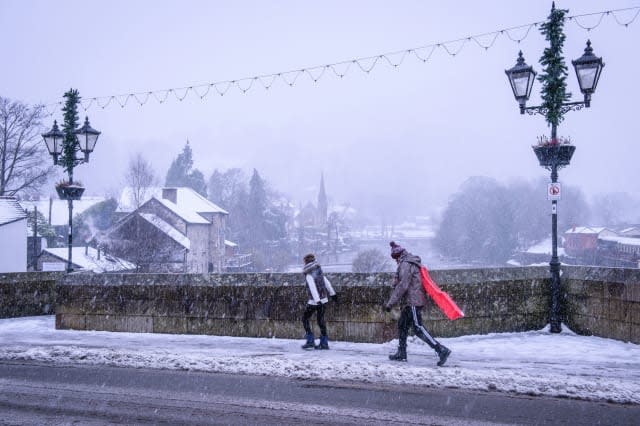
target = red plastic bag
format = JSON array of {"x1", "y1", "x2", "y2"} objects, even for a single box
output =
[{"x1": 420, "y1": 266, "x2": 464, "y2": 320}]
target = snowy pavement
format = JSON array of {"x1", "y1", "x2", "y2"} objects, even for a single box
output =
[{"x1": 0, "y1": 316, "x2": 638, "y2": 405}]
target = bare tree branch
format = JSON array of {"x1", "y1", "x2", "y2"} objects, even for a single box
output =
[{"x1": 0, "y1": 96, "x2": 55, "y2": 197}]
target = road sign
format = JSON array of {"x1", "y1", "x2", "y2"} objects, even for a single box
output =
[{"x1": 548, "y1": 183, "x2": 561, "y2": 201}]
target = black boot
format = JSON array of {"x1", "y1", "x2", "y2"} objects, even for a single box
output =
[
  {"x1": 315, "y1": 335, "x2": 329, "y2": 350},
  {"x1": 389, "y1": 346, "x2": 407, "y2": 361},
  {"x1": 436, "y1": 344, "x2": 451, "y2": 367},
  {"x1": 302, "y1": 332, "x2": 315, "y2": 350}
]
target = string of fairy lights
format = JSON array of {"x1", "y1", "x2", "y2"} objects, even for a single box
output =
[{"x1": 41, "y1": 6, "x2": 639, "y2": 116}]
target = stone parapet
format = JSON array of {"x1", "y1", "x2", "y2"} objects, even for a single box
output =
[
  {"x1": 562, "y1": 266, "x2": 640, "y2": 343},
  {"x1": 3, "y1": 266, "x2": 636, "y2": 344},
  {"x1": 0, "y1": 272, "x2": 61, "y2": 318},
  {"x1": 54, "y1": 267, "x2": 551, "y2": 343}
]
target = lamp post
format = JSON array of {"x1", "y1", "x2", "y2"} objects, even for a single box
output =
[
  {"x1": 505, "y1": 3, "x2": 604, "y2": 333},
  {"x1": 42, "y1": 89, "x2": 101, "y2": 273}
]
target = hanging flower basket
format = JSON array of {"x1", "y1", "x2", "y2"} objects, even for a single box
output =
[
  {"x1": 56, "y1": 181, "x2": 85, "y2": 200},
  {"x1": 533, "y1": 144, "x2": 575, "y2": 167},
  {"x1": 532, "y1": 136, "x2": 575, "y2": 168}
]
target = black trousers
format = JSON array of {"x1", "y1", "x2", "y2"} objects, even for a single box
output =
[
  {"x1": 302, "y1": 303, "x2": 327, "y2": 337},
  {"x1": 397, "y1": 306, "x2": 439, "y2": 349}
]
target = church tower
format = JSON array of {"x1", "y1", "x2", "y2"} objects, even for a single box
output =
[{"x1": 317, "y1": 173, "x2": 328, "y2": 227}]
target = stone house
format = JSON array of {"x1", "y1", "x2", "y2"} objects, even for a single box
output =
[{"x1": 104, "y1": 187, "x2": 228, "y2": 273}]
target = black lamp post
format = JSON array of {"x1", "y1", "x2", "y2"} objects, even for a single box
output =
[
  {"x1": 42, "y1": 90, "x2": 101, "y2": 273},
  {"x1": 505, "y1": 4, "x2": 604, "y2": 333}
]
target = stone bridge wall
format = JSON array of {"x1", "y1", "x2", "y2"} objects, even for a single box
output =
[
  {"x1": 1, "y1": 266, "x2": 637, "y2": 344},
  {"x1": 562, "y1": 266, "x2": 640, "y2": 343},
  {"x1": 54, "y1": 267, "x2": 551, "y2": 343},
  {"x1": 0, "y1": 272, "x2": 61, "y2": 318}
]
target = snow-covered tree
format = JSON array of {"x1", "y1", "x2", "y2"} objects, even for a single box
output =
[{"x1": 125, "y1": 153, "x2": 158, "y2": 209}]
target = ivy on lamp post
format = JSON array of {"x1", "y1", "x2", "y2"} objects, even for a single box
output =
[{"x1": 505, "y1": 3, "x2": 604, "y2": 333}]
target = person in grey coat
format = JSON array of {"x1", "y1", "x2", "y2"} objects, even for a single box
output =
[
  {"x1": 301, "y1": 253, "x2": 337, "y2": 350},
  {"x1": 384, "y1": 241, "x2": 451, "y2": 366}
]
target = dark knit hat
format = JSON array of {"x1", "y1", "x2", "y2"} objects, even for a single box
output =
[
  {"x1": 390, "y1": 241, "x2": 405, "y2": 259},
  {"x1": 303, "y1": 253, "x2": 316, "y2": 264}
]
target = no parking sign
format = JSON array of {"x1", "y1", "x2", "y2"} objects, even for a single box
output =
[{"x1": 547, "y1": 182, "x2": 561, "y2": 201}]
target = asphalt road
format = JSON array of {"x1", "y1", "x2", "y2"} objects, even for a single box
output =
[{"x1": 0, "y1": 361, "x2": 638, "y2": 425}]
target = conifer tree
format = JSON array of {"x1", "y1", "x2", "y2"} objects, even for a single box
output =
[{"x1": 165, "y1": 141, "x2": 207, "y2": 197}]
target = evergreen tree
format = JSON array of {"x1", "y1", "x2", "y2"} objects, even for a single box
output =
[
  {"x1": 247, "y1": 168, "x2": 267, "y2": 247},
  {"x1": 26, "y1": 208, "x2": 57, "y2": 238},
  {"x1": 165, "y1": 141, "x2": 207, "y2": 197},
  {"x1": 538, "y1": 3, "x2": 570, "y2": 135}
]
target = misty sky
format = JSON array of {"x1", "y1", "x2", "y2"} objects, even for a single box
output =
[{"x1": 2, "y1": 1, "x2": 639, "y2": 219}]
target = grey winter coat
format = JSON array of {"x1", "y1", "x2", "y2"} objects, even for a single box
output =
[{"x1": 385, "y1": 252, "x2": 427, "y2": 308}]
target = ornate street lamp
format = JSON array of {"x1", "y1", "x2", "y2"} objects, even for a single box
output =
[
  {"x1": 75, "y1": 116, "x2": 101, "y2": 162},
  {"x1": 42, "y1": 120, "x2": 65, "y2": 165},
  {"x1": 505, "y1": 4, "x2": 604, "y2": 333},
  {"x1": 505, "y1": 51, "x2": 537, "y2": 114},
  {"x1": 572, "y1": 40, "x2": 605, "y2": 107},
  {"x1": 42, "y1": 89, "x2": 101, "y2": 272}
]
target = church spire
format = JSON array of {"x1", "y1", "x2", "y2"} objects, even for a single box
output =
[{"x1": 317, "y1": 172, "x2": 328, "y2": 226}]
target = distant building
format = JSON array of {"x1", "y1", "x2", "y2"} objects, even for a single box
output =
[
  {"x1": 104, "y1": 187, "x2": 229, "y2": 273},
  {"x1": 563, "y1": 227, "x2": 617, "y2": 259},
  {"x1": 317, "y1": 173, "x2": 328, "y2": 227},
  {"x1": 563, "y1": 225, "x2": 640, "y2": 268},
  {"x1": 0, "y1": 196, "x2": 28, "y2": 272}
]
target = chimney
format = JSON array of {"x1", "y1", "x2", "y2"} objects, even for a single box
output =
[
  {"x1": 85, "y1": 244, "x2": 88, "y2": 255},
  {"x1": 97, "y1": 246, "x2": 101, "y2": 260},
  {"x1": 162, "y1": 188, "x2": 177, "y2": 204}
]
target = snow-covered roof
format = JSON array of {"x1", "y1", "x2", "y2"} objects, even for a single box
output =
[
  {"x1": 224, "y1": 240, "x2": 237, "y2": 247},
  {"x1": 117, "y1": 187, "x2": 227, "y2": 215},
  {"x1": 139, "y1": 213, "x2": 190, "y2": 249},
  {"x1": 20, "y1": 196, "x2": 105, "y2": 227},
  {"x1": 153, "y1": 196, "x2": 211, "y2": 224},
  {"x1": 0, "y1": 197, "x2": 27, "y2": 226},
  {"x1": 564, "y1": 226, "x2": 609, "y2": 235},
  {"x1": 600, "y1": 236, "x2": 640, "y2": 246},
  {"x1": 619, "y1": 227, "x2": 640, "y2": 236},
  {"x1": 42, "y1": 246, "x2": 135, "y2": 272}
]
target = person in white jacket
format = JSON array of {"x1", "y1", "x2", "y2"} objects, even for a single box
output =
[{"x1": 301, "y1": 253, "x2": 337, "y2": 350}]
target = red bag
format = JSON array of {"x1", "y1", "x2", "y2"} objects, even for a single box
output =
[{"x1": 419, "y1": 266, "x2": 464, "y2": 320}]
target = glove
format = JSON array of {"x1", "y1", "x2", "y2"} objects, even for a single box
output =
[
  {"x1": 330, "y1": 294, "x2": 338, "y2": 303},
  {"x1": 383, "y1": 305, "x2": 392, "y2": 313}
]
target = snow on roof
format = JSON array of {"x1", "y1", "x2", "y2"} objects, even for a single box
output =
[
  {"x1": 0, "y1": 197, "x2": 27, "y2": 226},
  {"x1": 43, "y1": 246, "x2": 135, "y2": 272},
  {"x1": 564, "y1": 226, "x2": 608, "y2": 235},
  {"x1": 117, "y1": 187, "x2": 227, "y2": 215},
  {"x1": 619, "y1": 227, "x2": 640, "y2": 236},
  {"x1": 154, "y1": 196, "x2": 211, "y2": 224},
  {"x1": 600, "y1": 236, "x2": 640, "y2": 246},
  {"x1": 20, "y1": 196, "x2": 105, "y2": 227},
  {"x1": 224, "y1": 240, "x2": 237, "y2": 247},
  {"x1": 171, "y1": 187, "x2": 228, "y2": 215},
  {"x1": 139, "y1": 213, "x2": 190, "y2": 249}
]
